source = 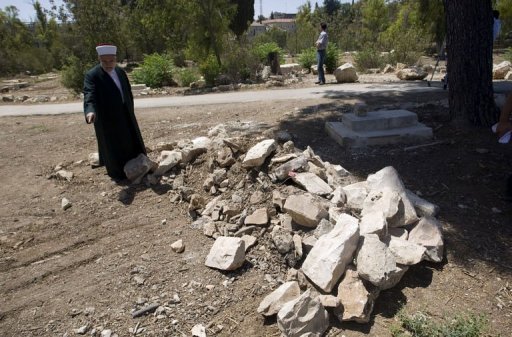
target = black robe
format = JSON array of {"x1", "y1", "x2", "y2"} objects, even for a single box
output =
[{"x1": 83, "y1": 64, "x2": 146, "y2": 179}]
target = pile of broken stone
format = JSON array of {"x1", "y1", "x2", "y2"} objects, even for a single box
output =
[{"x1": 120, "y1": 128, "x2": 444, "y2": 337}]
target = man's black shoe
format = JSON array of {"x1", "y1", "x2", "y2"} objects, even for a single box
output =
[{"x1": 315, "y1": 81, "x2": 321, "y2": 84}]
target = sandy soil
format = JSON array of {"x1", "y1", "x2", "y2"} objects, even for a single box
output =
[{"x1": 0, "y1": 70, "x2": 511, "y2": 337}]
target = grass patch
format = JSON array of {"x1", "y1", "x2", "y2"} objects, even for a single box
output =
[{"x1": 391, "y1": 308, "x2": 490, "y2": 337}]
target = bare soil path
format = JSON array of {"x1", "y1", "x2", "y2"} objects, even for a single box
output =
[{"x1": 0, "y1": 74, "x2": 511, "y2": 337}]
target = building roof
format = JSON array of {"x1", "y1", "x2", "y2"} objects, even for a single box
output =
[{"x1": 262, "y1": 19, "x2": 296, "y2": 24}]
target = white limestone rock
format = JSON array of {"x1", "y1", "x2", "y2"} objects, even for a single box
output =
[
  {"x1": 355, "y1": 234, "x2": 409, "y2": 290},
  {"x1": 493, "y1": 61, "x2": 511, "y2": 79},
  {"x1": 336, "y1": 265, "x2": 379, "y2": 323},
  {"x1": 301, "y1": 214, "x2": 360, "y2": 292},
  {"x1": 244, "y1": 208, "x2": 269, "y2": 226},
  {"x1": 292, "y1": 172, "x2": 333, "y2": 196},
  {"x1": 359, "y1": 211, "x2": 387, "y2": 235},
  {"x1": 155, "y1": 150, "x2": 182, "y2": 176},
  {"x1": 271, "y1": 225, "x2": 294, "y2": 254},
  {"x1": 334, "y1": 63, "x2": 359, "y2": 83},
  {"x1": 170, "y1": 239, "x2": 185, "y2": 253},
  {"x1": 272, "y1": 156, "x2": 308, "y2": 180},
  {"x1": 365, "y1": 166, "x2": 418, "y2": 227},
  {"x1": 283, "y1": 194, "x2": 328, "y2": 228},
  {"x1": 257, "y1": 281, "x2": 301, "y2": 316},
  {"x1": 242, "y1": 139, "x2": 277, "y2": 168},
  {"x1": 397, "y1": 67, "x2": 428, "y2": 80},
  {"x1": 124, "y1": 153, "x2": 156, "y2": 184},
  {"x1": 241, "y1": 235, "x2": 257, "y2": 252},
  {"x1": 385, "y1": 236, "x2": 426, "y2": 265},
  {"x1": 61, "y1": 197, "x2": 72, "y2": 211},
  {"x1": 408, "y1": 216, "x2": 444, "y2": 263},
  {"x1": 342, "y1": 181, "x2": 369, "y2": 210},
  {"x1": 277, "y1": 290, "x2": 329, "y2": 337},
  {"x1": 405, "y1": 189, "x2": 440, "y2": 217},
  {"x1": 88, "y1": 152, "x2": 100, "y2": 166},
  {"x1": 205, "y1": 236, "x2": 245, "y2": 271}
]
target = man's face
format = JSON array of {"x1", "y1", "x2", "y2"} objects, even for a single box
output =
[{"x1": 99, "y1": 55, "x2": 117, "y2": 72}]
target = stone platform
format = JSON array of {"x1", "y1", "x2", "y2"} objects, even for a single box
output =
[{"x1": 325, "y1": 109, "x2": 432, "y2": 148}]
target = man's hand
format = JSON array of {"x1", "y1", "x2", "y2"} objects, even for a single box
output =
[
  {"x1": 496, "y1": 120, "x2": 512, "y2": 138},
  {"x1": 86, "y1": 112, "x2": 95, "y2": 124}
]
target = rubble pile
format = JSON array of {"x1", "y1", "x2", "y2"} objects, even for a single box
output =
[{"x1": 117, "y1": 124, "x2": 443, "y2": 337}]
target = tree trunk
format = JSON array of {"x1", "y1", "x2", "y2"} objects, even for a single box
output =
[{"x1": 444, "y1": 0, "x2": 496, "y2": 126}]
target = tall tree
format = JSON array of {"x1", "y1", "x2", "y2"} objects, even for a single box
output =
[
  {"x1": 229, "y1": 0, "x2": 254, "y2": 38},
  {"x1": 187, "y1": 0, "x2": 235, "y2": 65},
  {"x1": 444, "y1": 0, "x2": 495, "y2": 125},
  {"x1": 323, "y1": 0, "x2": 341, "y2": 16}
]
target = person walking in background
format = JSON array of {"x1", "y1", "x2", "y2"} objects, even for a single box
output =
[
  {"x1": 83, "y1": 44, "x2": 146, "y2": 181},
  {"x1": 315, "y1": 22, "x2": 328, "y2": 85},
  {"x1": 493, "y1": 10, "x2": 501, "y2": 43}
]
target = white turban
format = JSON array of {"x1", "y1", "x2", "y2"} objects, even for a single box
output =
[{"x1": 96, "y1": 44, "x2": 117, "y2": 56}]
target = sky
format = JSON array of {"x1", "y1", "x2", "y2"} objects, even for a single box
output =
[{"x1": 0, "y1": 0, "x2": 352, "y2": 22}]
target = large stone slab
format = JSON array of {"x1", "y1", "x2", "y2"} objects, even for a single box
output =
[
  {"x1": 385, "y1": 236, "x2": 426, "y2": 265},
  {"x1": 301, "y1": 214, "x2": 360, "y2": 292},
  {"x1": 277, "y1": 290, "x2": 329, "y2": 337},
  {"x1": 205, "y1": 236, "x2": 245, "y2": 271},
  {"x1": 154, "y1": 150, "x2": 182, "y2": 176},
  {"x1": 359, "y1": 211, "x2": 387, "y2": 235},
  {"x1": 405, "y1": 189, "x2": 440, "y2": 217},
  {"x1": 272, "y1": 156, "x2": 309, "y2": 181},
  {"x1": 257, "y1": 281, "x2": 301, "y2": 316},
  {"x1": 342, "y1": 181, "x2": 368, "y2": 210},
  {"x1": 124, "y1": 154, "x2": 156, "y2": 183},
  {"x1": 334, "y1": 63, "x2": 358, "y2": 83},
  {"x1": 326, "y1": 121, "x2": 433, "y2": 148},
  {"x1": 341, "y1": 110, "x2": 418, "y2": 132}
]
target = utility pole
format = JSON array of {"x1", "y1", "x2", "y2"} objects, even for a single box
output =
[{"x1": 260, "y1": 0, "x2": 263, "y2": 18}]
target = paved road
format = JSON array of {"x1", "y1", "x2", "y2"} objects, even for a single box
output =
[{"x1": 1, "y1": 81, "x2": 511, "y2": 117}]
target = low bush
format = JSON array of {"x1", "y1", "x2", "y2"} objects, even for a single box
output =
[
  {"x1": 61, "y1": 55, "x2": 92, "y2": 94},
  {"x1": 252, "y1": 42, "x2": 285, "y2": 64},
  {"x1": 175, "y1": 67, "x2": 200, "y2": 87},
  {"x1": 222, "y1": 42, "x2": 260, "y2": 83},
  {"x1": 199, "y1": 54, "x2": 222, "y2": 86},
  {"x1": 354, "y1": 48, "x2": 385, "y2": 71},
  {"x1": 132, "y1": 53, "x2": 174, "y2": 88},
  {"x1": 325, "y1": 43, "x2": 340, "y2": 73},
  {"x1": 298, "y1": 47, "x2": 316, "y2": 72}
]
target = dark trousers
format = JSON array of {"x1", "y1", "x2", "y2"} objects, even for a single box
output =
[{"x1": 317, "y1": 49, "x2": 326, "y2": 83}]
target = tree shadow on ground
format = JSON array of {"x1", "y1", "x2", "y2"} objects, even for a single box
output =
[{"x1": 275, "y1": 88, "x2": 512, "y2": 274}]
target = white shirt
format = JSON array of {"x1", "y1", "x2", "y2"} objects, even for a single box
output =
[{"x1": 108, "y1": 69, "x2": 124, "y2": 102}]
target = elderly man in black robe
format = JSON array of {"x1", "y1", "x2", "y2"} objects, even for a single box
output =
[{"x1": 83, "y1": 44, "x2": 146, "y2": 180}]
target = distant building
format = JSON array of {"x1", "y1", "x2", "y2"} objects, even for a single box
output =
[
  {"x1": 248, "y1": 21, "x2": 267, "y2": 39},
  {"x1": 271, "y1": 12, "x2": 297, "y2": 20},
  {"x1": 261, "y1": 18, "x2": 296, "y2": 32}
]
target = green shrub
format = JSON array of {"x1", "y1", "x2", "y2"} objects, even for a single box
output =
[
  {"x1": 176, "y1": 67, "x2": 200, "y2": 87},
  {"x1": 252, "y1": 42, "x2": 285, "y2": 64},
  {"x1": 132, "y1": 53, "x2": 174, "y2": 88},
  {"x1": 382, "y1": 29, "x2": 429, "y2": 66},
  {"x1": 199, "y1": 54, "x2": 222, "y2": 86},
  {"x1": 354, "y1": 48, "x2": 385, "y2": 71},
  {"x1": 391, "y1": 309, "x2": 489, "y2": 337},
  {"x1": 61, "y1": 55, "x2": 92, "y2": 94},
  {"x1": 298, "y1": 47, "x2": 316, "y2": 72},
  {"x1": 504, "y1": 47, "x2": 512, "y2": 63},
  {"x1": 325, "y1": 43, "x2": 340, "y2": 73},
  {"x1": 222, "y1": 42, "x2": 260, "y2": 82}
]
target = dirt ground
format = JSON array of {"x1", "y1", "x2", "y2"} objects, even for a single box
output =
[{"x1": 0, "y1": 69, "x2": 511, "y2": 337}]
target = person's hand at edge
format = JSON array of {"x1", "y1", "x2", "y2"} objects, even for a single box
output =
[{"x1": 86, "y1": 112, "x2": 95, "y2": 124}]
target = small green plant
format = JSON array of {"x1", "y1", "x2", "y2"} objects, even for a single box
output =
[
  {"x1": 354, "y1": 47, "x2": 385, "y2": 71},
  {"x1": 391, "y1": 309, "x2": 489, "y2": 337},
  {"x1": 325, "y1": 43, "x2": 340, "y2": 73},
  {"x1": 252, "y1": 42, "x2": 284, "y2": 64},
  {"x1": 298, "y1": 47, "x2": 316, "y2": 72},
  {"x1": 199, "y1": 54, "x2": 222, "y2": 86},
  {"x1": 504, "y1": 47, "x2": 512, "y2": 63},
  {"x1": 61, "y1": 55, "x2": 92, "y2": 94},
  {"x1": 175, "y1": 67, "x2": 200, "y2": 87},
  {"x1": 132, "y1": 53, "x2": 174, "y2": 88}
]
